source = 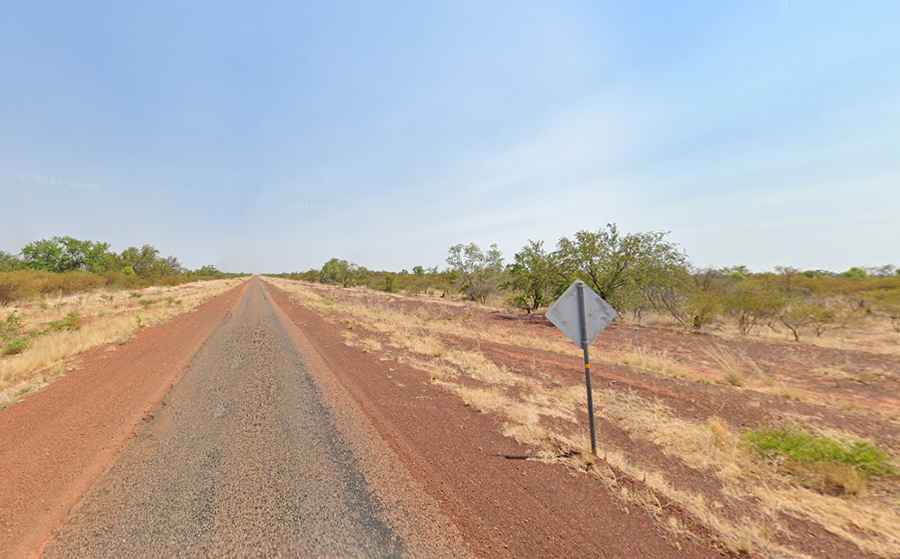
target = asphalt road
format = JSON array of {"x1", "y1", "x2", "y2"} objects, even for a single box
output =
[{"x1": 44, "y1": 280, "x2": 405, "y2": 558}]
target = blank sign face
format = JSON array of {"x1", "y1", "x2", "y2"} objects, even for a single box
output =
[{"x1": 546, "y1": 281, "x2": 617, "y2": 347}]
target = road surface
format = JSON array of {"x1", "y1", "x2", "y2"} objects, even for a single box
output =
[{"x1": 44, "y1": 280, "x2": 415, "y2": 557}]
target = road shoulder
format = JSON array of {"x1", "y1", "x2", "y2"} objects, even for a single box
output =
[
  {"x1": 0, "y1": 283, "x2": 247, "y2": 557},
  {"x1": 262, "y1": 283, "x2": 473, "y2": 558}
]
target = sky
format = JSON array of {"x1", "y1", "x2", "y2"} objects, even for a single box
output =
[{"x1": 2, "y1": 2, "x2": 898, "y2": 273}]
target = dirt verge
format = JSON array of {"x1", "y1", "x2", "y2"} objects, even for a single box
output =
[
  {"x1": 0, "y1": 282, "x2": 246, "y2": 557},
  {"x1": 266, "y1": 283, "x2": 723, "y2": 558}
]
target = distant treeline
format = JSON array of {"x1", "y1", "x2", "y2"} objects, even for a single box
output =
[
  {"x1": 0, "y1": 236, "x2": 244, "y2": 304},
  {"x1": 272, "y1": 223, "x2": 900, "y2": 340}
]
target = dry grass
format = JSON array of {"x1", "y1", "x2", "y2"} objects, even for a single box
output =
[
  {"x1": 594, "y1": 391, "x2": 899, "y2": 557},
  {"x1": 700, "y1": 343, "x2": 764, "y2": 387},
  {"x1": 0, "y1": 278, "x2": 245, "y2": 406},
  {"x1": 607, "y1": 345, "x2": 710, "y2": 382},
  {"x1": 642, "y1": 308, "x2": 900, "y2": 357},
  {"x1": 341, "y1": 331, "x2": 383, "y2": 353},
  {"x1": 266, "y1": 276, "x2": 900, "y2": 558}
]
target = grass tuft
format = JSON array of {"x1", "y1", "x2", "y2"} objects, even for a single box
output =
[
  {"x1": 744, "y1": 428, "x2": 896, "y2": 478},
  {"x1": 3, "y1": 338, "x2": 29, "y2": 356},
  {"x1": 45, "y1": 312, "x2": 81, "y2": 333}
]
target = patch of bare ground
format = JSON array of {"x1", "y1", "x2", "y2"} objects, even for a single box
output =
[{"x1": 265, "y1": 277, "x2": 900, "y2": 559}]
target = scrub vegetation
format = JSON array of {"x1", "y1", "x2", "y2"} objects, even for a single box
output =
[
  {"x1": 273, "y1": 223, "x2": 900, "y2": 347},
  {"x1": 0, "y1": 236, "x2": 242, "y2": 305},
  {"x1": 265, "y1": 262, "x2": 900, "y2": 559},
  {"x1": 0, "y1": 236, "x2": 246, "y2": 405}
]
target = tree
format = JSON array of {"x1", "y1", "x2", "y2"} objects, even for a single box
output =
[
  {"x1": 723, "y1": 281, "x2": 785, "y2": 335},
  {"x1": 841, "y1": 267, "x2": 867, "y2": 279},
  {"x1": 0, "y1": 251, "x2": 24, "y2": 272},
  {"x1": 319, "y1": 258, "x2": 367, "y2": 287},
  {"x1": 382, "y1": 274, "x2": 396, "y2": 293},
  {"x1": 778, "y1": 299, "x2": 816, "y2": 342},
  {"x1": 20, "y1": 236, "x2": 116, "y2": 273},
  {"x1": 554, "y1": 223, "x2": 686, "y2": 310},
  {"x1": 504, "y1": 240, "x2": 555, "y2": 313},
  {"x1": 320, "y1": 258, "x2": 351, "y2": 285},
  {"x1": 117, "y1": 245, "x2": 182, "y2": 278},
  {"x1": 21, "y1": 238, "x2": 66, "y2": 271},
  {"x1": 644, "y1": 268, "x2": 723, "y2": 331},
  {"x1": 195, "y1": 265, "x2": 221, "y2": 276},
  {"x1": 447, "y1": 243, "x2": 504, "y2": 304}
]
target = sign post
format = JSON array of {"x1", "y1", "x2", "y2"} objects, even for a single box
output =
[{"x1": 546, "y1": 280, "x2": 617, "y2": 456}]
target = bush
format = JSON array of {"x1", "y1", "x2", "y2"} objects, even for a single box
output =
[
  {"x1": 2, "y1": 338, "x2": 28, "y2": 356},
  {"x1": 0, "y1": 312, "x2": 24, "y2": 341},
  {"x1": 745, "y1": 428, "x2": 896, "y2": 477},
  {"x1": 723, "y1": 282, "x2": 785, "y2": 335},
  {"x1": 555, "y1": 224, "x2": 686, "y2": 311},
  {"x1": 46, "y1": 312, "x2": 82, "y2": 333},
  {"x1": 504, "y1": 240, "x2": 554, "y2": 313},
  {"x1": 644, "y1": 268, "x2": 723, "y2": 331},
  {"x1": 447, "y1": 243, "x2": 504, "y2": 304},
  {"x1": 0, "y1": 270, "x2": 108, "y2": 301}
]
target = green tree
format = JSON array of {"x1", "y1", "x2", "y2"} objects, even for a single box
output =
[
  {"x1": 447, "y1": 243, "x2": 504, "y2": 303},
  {"x1": 644, "y1": 268, "x2": 723, "y2": 331},
  {"x1": 504, "y1": 240, "x2": 554, "y2": 313},
  {"x1": 0, "y1": 251, "x2": 24, "y2": 272},
  {"x1": 841, "y1": 267, "x2": 867, "y2": 279},
  {"x1": 319, "y1": 258, "x2": 366, "y2": 287},
  {"x1": 554, "y1": 224, "x2": 686, "y2": 310},
  {"x1": 21, "y1": 238, "x2": 66, "y2": 271},
  {"x1": 118, "y1": 245, "x2": 181, "y2": 278},
  {"x1": 723, "y1": 281, "x2": 786, "y2": 335},
  {"x1": 20, "y1": 236, "x2": 116, "y2": 273},
  {"x1": 195, "y1": 265, "x2": 221, "y2": 276},
  {"x1": 319, "y1": 258, "x2": 351, "y2": 285},
  {"x1": 382, "y1": 274, "x2": 396, "y2": 293}
]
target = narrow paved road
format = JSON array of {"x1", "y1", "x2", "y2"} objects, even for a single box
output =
[{"x1": 44, "y1": 280, "x2": 406, "y2": 558}]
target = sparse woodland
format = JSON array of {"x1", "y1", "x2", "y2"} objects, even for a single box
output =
[
  {"x1": 272, "y1": 223, "x2": 900, "y2": 343},
  {"x1": 0, "y1": 236, "x2": 241, "y2": 304}
]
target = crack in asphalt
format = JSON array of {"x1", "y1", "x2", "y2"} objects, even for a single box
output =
[{"x1": 44, "y1": 280, "x2": 405, "y2": 558}]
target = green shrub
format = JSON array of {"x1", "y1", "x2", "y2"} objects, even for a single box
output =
[
  {"x1": 2, "y1": 338, "x2": 29, "y2": 355},
  {"x1": 0, "y1": 311, "x2": 24, "y2": 341},
  {"x1": 744, "y1": 428, "x2": 896, "y2": 477},
  {"x1": 46, "y1": 312, "x2": 82, "y2": 333}
]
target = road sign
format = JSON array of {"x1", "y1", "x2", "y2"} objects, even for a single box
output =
[
  {"x1": 546, "y1": 280, "x2": 617, "y2": 456},
  {"x1": 546, "y1": 281, "x2": 617, "y2": 349}
]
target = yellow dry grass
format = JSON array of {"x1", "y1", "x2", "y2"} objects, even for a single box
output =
[
  {"x1": 644, "y1": 309, "x2": 900, "y2": 357},
  {"x1": 265, "y1": 276, "x2": 900, "y2": 558},
  {"x1": 265, "y1": 277, "x2": 890, "y2": 411},
  {"x1": 0, "y1": 278, "x2": 245, "y2": 405}
]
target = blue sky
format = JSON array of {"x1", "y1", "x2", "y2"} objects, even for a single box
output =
[{"x1": 2, "y1": 2, "x2": 898, "y2": 272}]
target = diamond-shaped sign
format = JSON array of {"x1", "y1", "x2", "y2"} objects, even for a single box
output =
[{"x1": 546, "y1": 280, "x2": 617, "y2": 348}]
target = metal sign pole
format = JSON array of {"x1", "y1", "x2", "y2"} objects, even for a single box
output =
[{"x1": 576, "y1": 282, "x2": 598, "y2": 456}]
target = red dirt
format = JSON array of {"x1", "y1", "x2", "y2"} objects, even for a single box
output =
[
  {"x1": 268, "y1": 282, "x2": 899, "y2": 559},
  {"x1": 267, "y1": 285, "x2": 726, "y2": 558},
  {"x1": 0, "y1": 283, "x2": 246, "y2": 558}
]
